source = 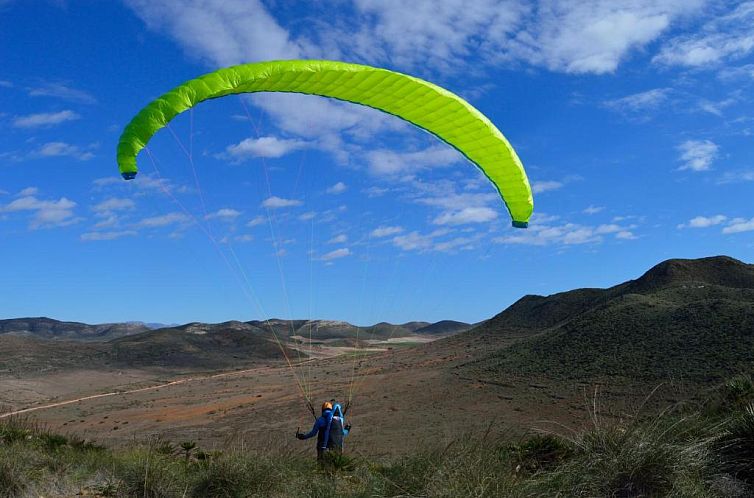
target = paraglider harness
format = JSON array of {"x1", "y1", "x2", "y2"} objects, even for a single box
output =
[{"x1": 297, "y1": 400, "x2": 350, "y2": 457}]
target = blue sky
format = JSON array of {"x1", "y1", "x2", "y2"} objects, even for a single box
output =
[{"x1": 0, "y1": 0, "x2": 752, "y2": 326}]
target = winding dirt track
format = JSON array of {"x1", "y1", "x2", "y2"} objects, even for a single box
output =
[{"x1": 0, "y1": 360, "x2": 316, "y2": 419}]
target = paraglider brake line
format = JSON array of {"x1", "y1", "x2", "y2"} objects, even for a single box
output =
[{"x1": 307, "y1": 400, "x2": 316, "y2": 420}]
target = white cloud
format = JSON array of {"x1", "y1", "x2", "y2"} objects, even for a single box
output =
[
  {"x1": 391, "y1": 228, "x2": 451, "y2": 252},
  {"x1": 366, "y1": 146, "x2": 461, "y2": 176},
  {"x1": 298, "y1": 211, "x2": 317, "y2": 222},
  {"x1": 28, "y1": 83, "x2": 96, "y2": 104},
  {"x1": 722, "y1": 217, "x2": 754, "y2": 234},
  {"x1": 371, "y1": 225, "x2": 404, "y2": 237},
  {"x1": 328, "y1": 234, "x2": 348, "y2": 244},
  {"x1": 719, "y1": 64, "x2": 754, "y2": 80},
  {"x1": 364, "y1": 186, "x2": 390, "y2": 198},
  {"x1": 136, "y1": 212, "x2": 190, "y2": 228},
  {"x1": 718, "y1": 170, "x2": 754, "y2": 184},
  {"x1": 205, "y1": 208, "x2": 241, "y2": 220},
  {"x1": 655, "y1": 2, "x2": 754, "y2": 68},
  {"x1": 0, "y1": 80, "x2": 12, "y2": 88},
  {"x1": 261, "y1": 196, "x2": 302, "y2": 209},
  {"x1": 17, "y1": 187, "x2": 38, "y2": 197},
  {"x1": 531, "y1": 180, "x2": 564, "y2": 194},
  {"x1": 13, "y1": 110, "x2": 80, "y2": 128},
  {"x1": 583, "y1": 205, "x2": 604, "y2": 215},
  {"x1": 433, "y1": 235, "x2": 480, "y2": 252},
  {"x1": 246, "y1": 215, "x2": 266, "y2": 227},
  {"x1": 34, "y1": 141, "x2": 94, "y2": 161},
  {"x1": 494, "y1": 219, "x2": 637, "y2": 246},
  {"x1": 326, "y1": 182, "x2": 347, "y2": 195},
  {"x1": 698, "y1": 97, "x2": 736, "y2": 117},
  {"x1": 125, "y1": 0, "x2": 706, "y2": 83},
  {"x1": 124, "y1": 0, "x2": 303, "y2": 66},
  {"x1": 392, "y1": 231, "x2": 435, "y2": 251},
  {"x1": 226, "y1": 136, "x2": 307, "y2": 160},
  {"x1": 615, "y1": 230, "x2": 637, "y2": 240},
  {"x1": 678, "y1": 215, "x2": 727, "y2": 229},
  {"x1": 249, "y1": 93, "x2": 404, "y2": 163},
  {"x1": 320, "y1": 247, "x2": 351, "y2": 261},
  {"x1": 433, "y1": 206, "x2": 498, "y2": 225},
  {"x1": 505, "y1": 0, "x2": 703, "y2": 74},
  {"x1": 677, "y1": 139, "x2": 718, "y2": 171},
  {"x1": 604, "y1": 88, "x2": 670, "y2": 113},
  {"x1": 81, "y1": 230, "x2": 137, "y2": 241},
  {"x1": 1, "y1": 195, "x2": 79, "y2": 229},
  {"x1": 93, "y1": 197, "x2": 135, "y2": 214}
]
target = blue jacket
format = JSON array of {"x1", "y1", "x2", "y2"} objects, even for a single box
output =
[{"x1": 301, "y1": 405, "x2": 349, "y2": 449}]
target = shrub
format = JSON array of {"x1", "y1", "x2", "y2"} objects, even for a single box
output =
[
  {"x1": 0, "y1": 459, "x2": 26, "y2": 498},
  {"x1": 716, "y1": 402, "x2": 754, "y2": 486},
  {"x1": 502, "y1": 433, "x2": 574, "y2": 475}
]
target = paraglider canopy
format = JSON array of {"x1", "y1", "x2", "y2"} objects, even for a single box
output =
[{"x1": 117, "y1": 60, "x2": 534, "y2": 228}]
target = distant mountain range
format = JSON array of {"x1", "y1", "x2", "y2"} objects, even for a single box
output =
[
  {"x1": 462, "y1": 255, "x2": 754, "y2": 384},
  {"x1": 0, "y1": 316, "x2": 473, "y2": 373},
  {"x1": 3, "y1": 255, "x2": 752, "y2": 386},
  {"x1": 0, "y1": 317, "x2": 473, "y2": 343},
  {"x1": 0, "y1": 317, "x2": 152, "y2": 341}
]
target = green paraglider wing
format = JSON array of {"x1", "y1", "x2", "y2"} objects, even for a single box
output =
[{"x1": 117, "y1": 60, "x2": 533, "y2": 227}]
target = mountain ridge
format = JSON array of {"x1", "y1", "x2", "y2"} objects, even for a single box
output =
[{"x1": 459, "y1": 255, "x2": 754, "y2": 383}]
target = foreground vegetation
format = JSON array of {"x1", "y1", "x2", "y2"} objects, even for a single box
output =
[{"x1": 1, "y1": 375, "x2": 754, "y2": 497}]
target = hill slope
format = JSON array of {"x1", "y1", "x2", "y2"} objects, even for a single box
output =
[
  {"x1": 0, "y1": 317, "x2": 149, "y2": 341},
  {"x1": 462, "y1": 256, "x2": 754, "y2": 383}
]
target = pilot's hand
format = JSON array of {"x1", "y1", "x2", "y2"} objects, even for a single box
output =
[{"x1": 296, "y1": 433, "x2": 305, "y2": 440}]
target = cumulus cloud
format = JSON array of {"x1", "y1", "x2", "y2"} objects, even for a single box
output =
[
  {"x1": 12, "y1": 110, "x2": 80, "y2": 128},
  {"x1": 1, "y1": 195, "x2": 79, "y2": 229},
  {"x1": 677, "y1": 139, "x2": 718, "y2": 171},
  {"x1": 494, "y1": 220, "x2": 637, "y2": 246},
  {"x1": 92, "y1": 197, "x2": 135, "y2": 214},
  {"x1": 723, "y1": 217, "x2": 754, "y2": 234},
  {"x1": 135, "y1": 212, "x2": 191, "y2": 228},
  {"x1": 33, "y1": 141, "x2": 94, "y2": 161},
  {"x1": 678, "y1": 215, "x2": 727, "y2": 229},
  {"x1": 390, "y1": 228, "x2": 459, "y2": 252},
  {"x1": 320, "y1": 247, "x2": 351, "y2": 260},
  {"x1": 125, "y1": 0, "x2": 708, "y2": 79},
  {"x1": 433, "y1": 206, "x2": 498, "y2": 225},
  {"x1": 371, "y1": 225, "x2": 404, "y2": 237},
  {"x1": 655, "y1": 2, "x2": 754, "y2": 68},
  {"x1": 366, "y1": 145, "x2": 461, "y2": 176},
  {"x1": 392, "y1": 231, "x2": 435, "y2": 251},
  {"x1": 247, "y1": 215, "x2": 267, "y2": 227},
  {"x1": 205, "y1": 208, "x2": 241, "y2": 220},
  {"x1": 327, "y1": 234, "x2": 348, "y2": 244},
  {"x1": 261, "y1": 196, "x2": 302, "y2": 209},
  {"x1": 531, "y1": 180, "x2": 564, "y2": 194},
  {"x1": 298, "y1": 211, "x2": 317, "y2": 222},
  {"x1": 124, "y1": 0, "x2": 303, "y2": 66},
  {"x1": 17, "y1": 187, "x2": 39, "y2": 197},
  {"x1": 326, "y1": 182, "x2": 347, "y2": 195},
  {"x1": 226, "y1": 136, "x2": 308, "y2": 160},
  {"x1": 504, "y1": 0, "x2": 704, "y2": 74}
]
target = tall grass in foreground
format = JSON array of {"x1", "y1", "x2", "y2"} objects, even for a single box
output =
[{"x1": 1, "y1": 374, "x2": 754, "y2": 497}]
